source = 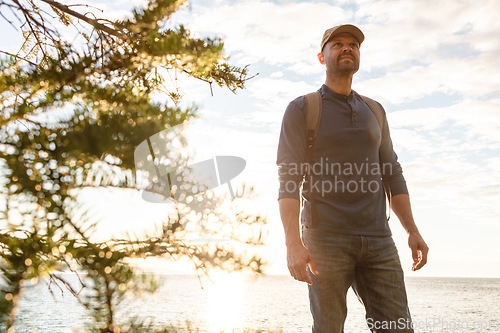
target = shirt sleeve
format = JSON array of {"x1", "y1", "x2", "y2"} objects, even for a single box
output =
[
  {"x1": 276, "y1": 96, "x2": 307, "y2": 201},
  {"x1": 378, "y1": 103, "x2": 409, "y2": 197}
]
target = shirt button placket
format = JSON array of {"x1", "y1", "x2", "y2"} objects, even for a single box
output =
[{"x1": 348, "y1": 101, "x2": 358, "y2": 127}]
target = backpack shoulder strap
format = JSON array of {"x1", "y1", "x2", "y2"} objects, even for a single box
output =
[
  {"x1": 360, "y1": 94, "x2": 392, "y2": 220},
  {"x1": 305, "y1": 91, "x2": 322, "y2": 147},
  {"x1": 360, "y1": 95, "x2": 385, "y2": 131},
  {"x1": 303, "y1": 91, "x2": 322, "y2": 226}
]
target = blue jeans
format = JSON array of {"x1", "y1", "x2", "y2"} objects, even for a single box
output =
[{"x1": 302, "y1": 226, "x2": 413, "y2": 333}]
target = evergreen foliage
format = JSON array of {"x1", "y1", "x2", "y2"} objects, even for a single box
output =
[{"x1": 0, "y1": 0, "x2": 264, "y2": 331}]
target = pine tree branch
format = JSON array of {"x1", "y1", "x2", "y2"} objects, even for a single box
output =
[
  {"x1": 0, "y1": 50, "x2": 37, "y2": 66},
  {"x1": 40, "y1": 0, "x2": 126, "y2": 40},
  {"x1": 0, "y1": 6, "x2": 15, "y2": 27},
  {"x1": 12, "y1": 0, "x2": 49, "y2": 59},
  {"x1": 11, "y1": 0, "x2": 55, "y2": 36}
]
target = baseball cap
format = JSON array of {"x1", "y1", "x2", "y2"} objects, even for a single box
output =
[{"x1": 320, "y1": 24, "x2": 365, "y2": 51}]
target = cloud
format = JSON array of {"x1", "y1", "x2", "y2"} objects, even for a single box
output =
[
  {"x1": 357, "y1": 0, "x2": 500, "y2": 62},
  {"x1": 163, "y1": 0, "x2": 500, "y2": 276},
  {"x1": 357, "y1": 55, "x2": 500, "y2": 104},
  {"x1": 270, "y1": 71, "x2": 283, "y2": 78},
  {"x1": 171, "y1": 0, "x2": 500, "y2": 107},
  {"x1": 172, "y1": 0, "x2": 351, "y2": 70},
  {"x1": 388, "y1": 98, "x2": 500, "y2": 147},
  {"x1": 170, "y1": 0, "x2": 500, "y2": 176},
  {"x1": 353, "y1": 0, "x2": 500, "y2": 107},
  {"x1": 246, "y1": 77, "x2": 317, "y2": 113}
]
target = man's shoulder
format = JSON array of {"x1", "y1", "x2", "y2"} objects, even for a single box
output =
[
  {"x1": 288, "y1": 94, "x2": 307, "y2": 109},
  {"x1": 352, "y1": 91, "x2": 387, "y2": 130},
  {"x1": 353, "y1": 91, "x2": 385, "y2": 110},
  {"x1": 283, "y1": 94, "x2": 307, "y2": 120},
  {"x1": 285, "y1": 88, "x2": 323, "y2": 113}
]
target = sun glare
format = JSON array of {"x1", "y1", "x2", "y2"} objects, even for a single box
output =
[{"x1": 206, "y1": 271, "x2": 245, "y2": 332}]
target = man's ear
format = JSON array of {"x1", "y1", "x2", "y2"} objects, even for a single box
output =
[{"x1": 317, "y1": 52, "x2": 325, "y2": 65}]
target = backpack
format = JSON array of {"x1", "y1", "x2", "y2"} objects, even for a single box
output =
[{"x1": 303, "y1": 91, "x2": 391, "y2": 225}]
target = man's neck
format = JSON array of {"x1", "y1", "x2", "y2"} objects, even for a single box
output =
[{"x1": 324, "y1": 75, "x2": 353, "y2": 96}]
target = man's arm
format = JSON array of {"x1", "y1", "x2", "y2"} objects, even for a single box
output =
[
  {"x1": 374, "y1": 102, "x2": 428, "y2": 271},
  {"x1": 391, "y1": 194, "x2": 429, "y2": 271},
  {"x1": 279, "y1": 198, "x2": 318, "y2": 284}
]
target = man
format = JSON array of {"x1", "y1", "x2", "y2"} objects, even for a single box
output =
[{"x1": 277, "y1": 24, "x2": 429, "y2": 332}]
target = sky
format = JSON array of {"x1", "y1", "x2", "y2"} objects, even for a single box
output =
[
  {"x1": 2, "y1": 0, "x2": 500, "y2": 278},
  {"x1": 167, "y1": 0, "x2": 500, "y2": 278}
]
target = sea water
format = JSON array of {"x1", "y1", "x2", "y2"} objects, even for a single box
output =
[{"x1": 11, "y1": 274, "x2": 500, "y2": 332}]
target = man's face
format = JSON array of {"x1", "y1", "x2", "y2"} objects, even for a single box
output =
[{"x1": 318, "y1": 32, "x2": 360, "y2": 76}]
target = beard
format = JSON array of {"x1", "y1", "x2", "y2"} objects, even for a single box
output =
[{"x1": 326, "y1": 54, "x2": 359, "y2": 76}]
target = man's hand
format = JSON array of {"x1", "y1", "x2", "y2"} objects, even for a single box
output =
[
  {"x1": 390, "y1": 194, "x2": 429, "y2": 271},
  {"x1": 408, "y1": 232, "x2": 429, "y2": 271},
  {"x1": 278, "y1": 198, "x2": 318, "y2": 284},
  {"x1": 287, "y1": 241, "x2": 318, "y2": 285}
]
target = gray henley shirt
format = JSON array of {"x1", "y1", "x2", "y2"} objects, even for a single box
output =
[{"x1": 277, "y1": 84, "x2": 408, "y2": 236}]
